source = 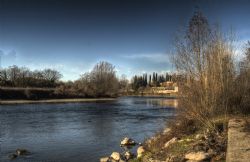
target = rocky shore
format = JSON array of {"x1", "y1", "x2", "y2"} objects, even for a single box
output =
[
  {"x1": 100, "y1": 119, "x2": 228, "y2": 162},
  {"x1": 100, "y1": 137, "x2": 146, "y2": 162},
  {"x1": 142, "y1": 127, "x2": 227, "y2": 162},
  {"x1": 7, "y1": 119, "x2": 249, "y2": 162}
]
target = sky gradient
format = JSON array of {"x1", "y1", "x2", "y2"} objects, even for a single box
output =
[{"x1": 0, "y1": 0, "x2": 250, "y2": 81}]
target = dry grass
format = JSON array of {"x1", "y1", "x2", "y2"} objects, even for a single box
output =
[{"x1": 143, "y1": 115, "x2": 231, "y2": 161}]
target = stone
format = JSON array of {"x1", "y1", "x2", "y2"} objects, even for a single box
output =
[
  {"x1": 185, "y1": 151, "x2": 210, "y2": 161},
  {"x1": 185, "y1": 138, "x2": 192, "y2": 142},
  {"x1": 120, "y1": 137, "x2": 136, "y2": 146},
  {"x1": 124, "y1": 151, "x2": 133, "y2": 160},
  {"x1": 16, "y1": 149, "x2": 29, "y2": 156},
  {"x1": 100, "y1": 157, "x2": 109, "y2": 162},
  {"x1": 146, "y1": 138, "x2": 153, "y2": 145},
  {"x1": 137, "y1": 146, "x2": 145, "y2": 158},
  {"x1": 207, "y1": 149, "x2": 216, "y2": 156},
  {"x1": 195, "y1": 134, "x2": 202, "y2": 140},
  {"x1": 110, "y1": 159, "x2": 117, "y2": 162},
  {"x1": 163, "y1": 128, "x2": 171, "y2": 135},
  {"x1": 164, "y1": 137, "x2": 178, "y2": 148},
  {"x1": 110, "y1": 152, "x2": 120, "y2": 161},
  {"x1": 8, "y1": 154, "x2": 17, "y2": 160}
]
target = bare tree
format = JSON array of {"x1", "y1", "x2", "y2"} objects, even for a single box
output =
[
  {"x1": 90, "y1": 61, "x2": 119, "y2": 97},
  {"x1": 118, "y1": 74, "x2": 129, "y2": 93},
  {"x1": 0, "y1": 68, "x2": 8, "y2": 86},
  {"x1": 76, "y1": 61, "x2": 119, "y2": 97},
  {"x1": 42, "y1": 69, "x2": 62, "y2": 83},
  {"x1": 235, "y1": 42, "x2": 250, "y2": 113},
  {"x1": 173, "y1": 11, "x2": 236, "y2": 130}
]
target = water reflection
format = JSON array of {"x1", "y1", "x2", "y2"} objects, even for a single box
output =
[{"x1": 145, "y1": 98, "x2": 178, "y2": 107}]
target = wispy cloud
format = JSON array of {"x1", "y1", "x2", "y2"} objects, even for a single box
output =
[
  {"x1": 0, "y1": 50, "x2": 17, "y2": 67},
  {"x1": 122, "y1": 53, "x2": 170, "y2": 63},
  {"x1": 27, "y1": 63, "x2": 65, "y2": 71},
  {"x1": 26, "y1": 62, "x2": 86, "y2": 81},
  {"x1": 0, "y1": 50, "x2": 17, "y2": 59}
]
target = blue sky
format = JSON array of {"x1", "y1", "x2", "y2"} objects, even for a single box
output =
[{"x1": 0, "y1": 0, "x2": 250, "y2": 81}]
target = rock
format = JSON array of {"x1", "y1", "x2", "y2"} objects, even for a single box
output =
[
  {"x1": 185, "y1": 151, "x2": 210, "y2": 161},
  {"x1": 110, "y1": 152, "x2": 120, "y2": 161},
  {"x1": 124, "y1": 151, "x2": 133, "y2": 160},
  {"x1": 195, "y1": 134, "x2": 202, "y2": 139},
  {"x1": 8, "y1": 154, "x2": 17, "y2": 160},
  {"x1": 163, "y1": 128, "x2": 171, "y2": 135},
  {"x1": 110, "y1": 159, "x2": 117, "y2": 162},
  {"x1": 164, "y1": 137, "x2": 178, "y2": 148},
  {"x1": 100, "y1": 157, "x2": 109, "y2": 162},
  {"x1": 16, "y1": 149, "x2": 29, "y2": 156},
  {"x1": 207, "y1": 149, "x2": 216, "y2": 156},
  {"x1": 120, "y1": 137, "x2": 136, "y2": 146},
  {"x1": 137, "y1": 146, "x2": 145, "y2": 158},
  {"x1": 146, "y1": 138, "x2": 153, "y2": 145}
]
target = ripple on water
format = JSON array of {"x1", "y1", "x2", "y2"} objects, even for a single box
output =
[{"x1": 0, "y1": 97, "x2": 177, "y2": 162}]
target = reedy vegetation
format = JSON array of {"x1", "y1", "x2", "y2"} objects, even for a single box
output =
[{"x1": 173, "y1": 11, "x2": 249, "y2": 131}]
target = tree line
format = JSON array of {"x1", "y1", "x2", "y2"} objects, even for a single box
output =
[
  {"x1": 0, "y1": 63, "x2": 182, "y2": 97},
  {"x1": 0, "y1": 65, "x2": 62, "y2": 88},
  {"x1": 55, "y1": 61, "x2": 121, "y2": 97},
  {"x1": 131, "y1": 72, "x2": 178, "y2": 91},
  {"x1": 0, "y1": 62, "x2": 127, "y2": 98}
]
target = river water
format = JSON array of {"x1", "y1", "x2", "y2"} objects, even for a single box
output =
[{"x1": 0, "y1": 97, "x2": 177, "y2": 162}]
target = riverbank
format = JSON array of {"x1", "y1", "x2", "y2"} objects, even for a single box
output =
[
  {"x1": 126, "y1": 94, "x2": 178, "y2": 98},
  {"x1": 100, "y1": 116, "x2": 228, "y2": 162},
  {"x1": 0, "y1": 95, "x2": 178, "y2": 105},
  {"x1": 141, "y1": 122, "x2": 228, "y2": 162},
  {"x1": 126, "y1": 116, "x2": 250, "y2": 162},
  {"x1": 0, "y1": 98, "x2": 116, "y2": 105}
]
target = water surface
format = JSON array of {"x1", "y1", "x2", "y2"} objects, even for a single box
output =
[{"x1": 0, "y1": 97, "x2": 176, "y2": 162}]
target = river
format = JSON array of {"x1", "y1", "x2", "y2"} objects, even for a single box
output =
[{"x1": 0, "y1": 97, "x2": 177, "y2": 162}]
